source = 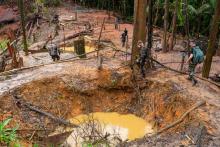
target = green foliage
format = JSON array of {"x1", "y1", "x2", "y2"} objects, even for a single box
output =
[
  {"x1": 82, "y1": 141, "x2": 110, "y2": 147},
  {"x1": 74, "y1": 0, "x2": 216, "y2": 36},
  {"x1": 0, "y1": 39, "x2": 9, "y2": 51},
  {"x1": 209, "y1": 0, "x2": 216, "y2": 9},
  {"x1": 33, "y1": 143, "x2": 39, "y2": 147},
  {"x1": 13, "y1": 142, "x2": 22, "y2": 147},
  {"x1": 177, "y1": 0, "x2": 184, "y2": 27},
  {"x1": 33, "y1": 0, "x2": 61, "y2": 7},
  {"x1": 43, "y1": 0, "x2": 61, "y2": 7},
  {"x1": 75, "y1": 0, "x2": 134, "y2": 18},
  {"x1": 0, "y1": 118, "x2": 19, "y2": 145},
  {"x1": 125, "y1": 16, "x2": 133, "y2": 22}
]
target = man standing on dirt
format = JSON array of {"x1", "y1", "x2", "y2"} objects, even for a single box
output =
[
  {"x1": 115, "y1": 17, "x2": 119, "y2": 30},
  {"x1": 124, "y1": 28, "x2": 128, "y2": 43},
  {"x1": 124, "y1": 28, "x2": 128, "y2": 36},
  {"x1": 121, "y1": 32, "x2": 126, "y2": 47},
  {"x1": 136, "y1": 40, "x2": 147, "y2": 78},
  {"x1": 186, "y1": 41, "x2": 204, "y2": 85},
  {"x1": 47, "y1": 40, "x2": 61, "y2": 62}
]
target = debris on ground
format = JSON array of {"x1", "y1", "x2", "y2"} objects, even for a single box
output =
[{"x1": 0, "y1": 1, "x2": 220, "y2": 147}]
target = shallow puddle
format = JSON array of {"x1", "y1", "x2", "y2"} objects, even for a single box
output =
[
  {"x1": 61, "y1": 46, "x2": 95, "y2": 53},
  {"x1": 64, "y1": 112, "x2": 154, "y2": 146}
]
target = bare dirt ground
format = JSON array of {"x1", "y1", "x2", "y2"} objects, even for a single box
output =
[
  {"x1": 0, "y1": 2, "x2": 220, "y2": 146},
  {"x1": 0, "y1": 54, "x2": 200, "y2": 146},
  {"x1": 0, "y1": 5, "x2": 19, "y2": 40}
]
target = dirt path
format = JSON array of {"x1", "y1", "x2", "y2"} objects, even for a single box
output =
[
  {"x1": 0, "y1": 54, "x2": 124, "y2": 95},
  {"x1": 1, "y1": 3, "x2": 220, "y2": 146},
  {"x1": 0, "y1": 62, "x2": 71, "y2": 95}
]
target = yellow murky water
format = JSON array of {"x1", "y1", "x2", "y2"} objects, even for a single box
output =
[
  {"x1": 69, "y1": 112, "x2": 154, "y2": 140},
  {"x1": 60, "y1": 46, "x2": 95, "y2": 53}
]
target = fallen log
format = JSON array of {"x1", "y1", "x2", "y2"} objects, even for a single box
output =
[
  {"x1": 0, "y1": 48, "x2": 103, "y2": 76},
  {"x1": 12, "y1": 94, "x2": 78, "y2": 128},
  {"x1": 29, "y1": 29, "x2": 93, "y2": 51},
  {"x1": 150, "y1": 57, "x2": 220, "y2": 87},
  {"x1": 28, "y1": 49, "x2": 48, "y2": 54},
  {"x1": 152, "y1": 101, "x2": 206, "y2": 136}
]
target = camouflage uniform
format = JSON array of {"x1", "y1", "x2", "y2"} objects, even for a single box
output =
[
  {"x1": 121, "y1": 33, "x2": 126, "y2": 47},
  {"x1": 47, "y1": 44, "x2": 61, "y2": 61},
  {"x1": 188, "y1": 48, "x2": 198, "y2": 85},
  {"x1": 138, "y1": 46, "x2": 147, "y2": 77},
  {"x1": 188, "y1": 62, "x2": 197, "y2": 84}
]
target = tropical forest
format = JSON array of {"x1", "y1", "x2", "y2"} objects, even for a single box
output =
[{"x1": 0, "y1": 0, "x2": 220, "y2": 146}]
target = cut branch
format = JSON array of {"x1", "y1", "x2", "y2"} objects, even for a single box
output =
[
  {"x1": 153, "y1": 101, "x2": 206, "y2": 136},
  {"x1": 29, "y1": 29, "x2": 93, "y2": 51},
  {"x1": 12, "y1": 94, "x2": 78, "y2": 128}
]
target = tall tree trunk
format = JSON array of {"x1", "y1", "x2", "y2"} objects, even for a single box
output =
[
  {"x1": 168, "y1": 0, "x2": 178, "y2": 51},
  {"x1": 196, "y1": 0, "x2": 205, "y2": 39},
  {"x1": 183, "y1": 0, "x2": 190, "y2": 51},
  {"x1": 153, "y1": 1, "x2": 159, "y2": 25},
  {"x1": 202, "y1": 0, "x2": 220, "y2": 78},
  {"x1": 162, "y1": 0, "x2": 169, "y2": 52},
  {"x1": 147, "y1": 0, "x2": 153, "y2": 55},
  {"x1": 131, "y1": 0, "x2": 147, "y2": 64},
  {"x1": 18, "y1": 0, "x2": 28, "y2": 55}
]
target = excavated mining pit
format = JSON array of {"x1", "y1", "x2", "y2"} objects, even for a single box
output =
[{"x1": 0, "y1": 68, "x2": 208, "y2": 146}]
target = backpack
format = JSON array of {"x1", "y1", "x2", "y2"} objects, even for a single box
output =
[
  {"x1": 47, "y1": 44, "x2": 59, "y2": 56},
  {"x1": 192, "y1": 46, "x2": 204, "y2": 64}
]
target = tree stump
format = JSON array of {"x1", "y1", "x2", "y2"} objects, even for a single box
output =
[
  {"x1": 0, "y1": 56, "x2": 6, "y2": 72},
  {"x1": 74, "y1": 37, "x2": 86, "y2": 58},
  {"x1": 97, "y1": 55, "x2": 103, "y2": 70}
]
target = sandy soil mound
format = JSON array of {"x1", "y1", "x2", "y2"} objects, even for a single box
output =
[{"x1": 0, "y1": 67, "x2": 202, "y2": 146}]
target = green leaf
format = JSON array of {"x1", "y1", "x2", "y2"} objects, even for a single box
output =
[
  {"x1": 33, "y1": 143, "x2": 39, "y2": 147},
  {"x1": 0, "y1": 39, "x2": 9, "y2": 51},
  {"x1": 13, "y1": 142, "x2": 22, "y2": 147},
  {"x1": 0, "y1": 118, "x2": 18, "y2": 144},
  {"x1": 209, "y1": 0, "x2": 216, "y2": 9},
  {"x1": 188, "y1": 5, "x2": 197, "y2": 15},
  {"x1": 177, "y1": 0, "x2": 184, "y2": 26},
  {"x1": 197, "y1": 4, "x2": 212, "y2": 14},
  {"x1": 0, "y1": 118, "x2": 12, "y2": 131}
]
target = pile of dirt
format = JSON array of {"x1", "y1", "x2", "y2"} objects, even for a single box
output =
[{"x1": 0, "y1": 68, "x2": 201, "y2": 146}]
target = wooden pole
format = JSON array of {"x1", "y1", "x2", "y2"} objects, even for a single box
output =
[
  {"x1": 131, "y1": 0, "x2": 147, "y2": 65},
  {"x1": 183, "y1": 0, "x2": 190, "y2": 51},
  {"x1": 153, "y1": 101, "x2": 205, "y2": 136},
  {"x1": 97, "y1": 18, "x2": 106, "y2": 57},
  {"x1": 18, "y1": 0, "x2": 28, "y2": 55},
  {"x1": 147, "y1": 0, "x2": 153, "y2": 64},
  {"x1": 62, "y1": 26, "x2": 65, "y2": 51},
  {"x1": 75, "y1": 11, "x2": 78, "y2": 21},
  {"x1": 162, "y1": 0, "x2": 169, "y2": 52},
  {"x1": 169, "y1": 0, "x2": 178, "y2": 51}
]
